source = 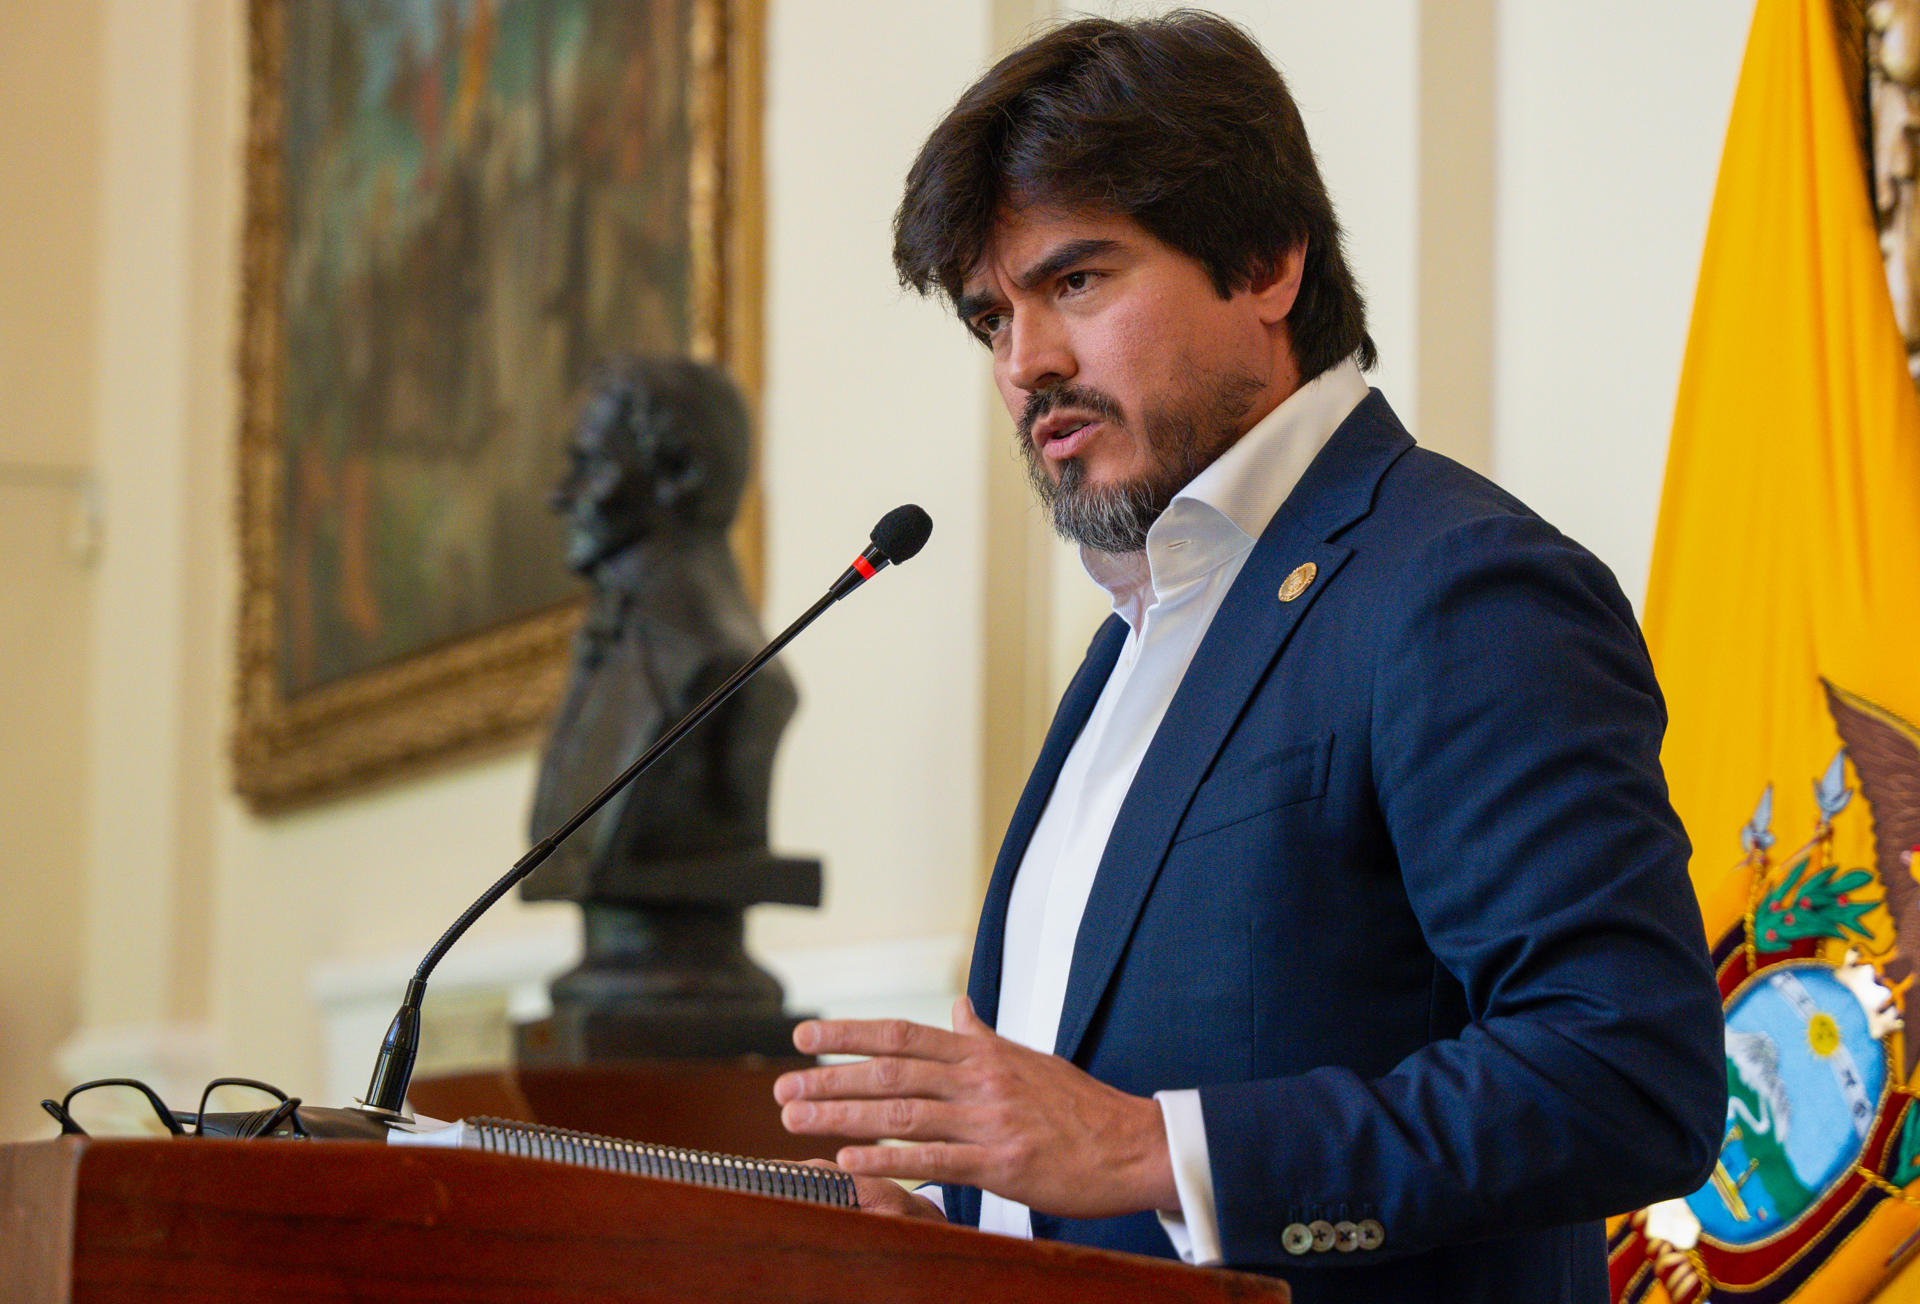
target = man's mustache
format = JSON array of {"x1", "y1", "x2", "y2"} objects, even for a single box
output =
[{"x1": 1017, "y1": 384, "x2": 1127, "y2": 445}]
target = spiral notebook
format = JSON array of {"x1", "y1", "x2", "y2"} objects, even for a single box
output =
[{"x1": 388, "y1": 1114, "x2": 858, "y2": 1209}]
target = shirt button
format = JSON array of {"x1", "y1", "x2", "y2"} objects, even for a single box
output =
[
  {"x1": 1308, "y1": 1220, "x2": 1336, "y2": 1252},
  {"x1": 1281, "y1": 1222, "x2": 1315, "y2": 1255},
  {"x1": 1333, "y1": 1220, "x2": 1361, "y2": 1253},
  {"x1": 1357, "y1": 1219, "x2": 1385, "y2": 1251}
]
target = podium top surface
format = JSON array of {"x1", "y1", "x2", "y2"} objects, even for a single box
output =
[{"x1": 2, "y1": 1137, "x2": 1288, "y2": 1304}]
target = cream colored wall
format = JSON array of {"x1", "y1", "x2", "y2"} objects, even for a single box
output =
[
  {"x1": 755, "y1": 0, "x2": 995, "y2": 956},
  {"x1": 1494, "y1": 2, "x2": 1753, "y2": 608},
  {"x1": 0, "y1": 0, "x2": 1765, "y2": 1139},
  {"x1": 0, "y1": 0, "x2": 102, "y2": 1141}
]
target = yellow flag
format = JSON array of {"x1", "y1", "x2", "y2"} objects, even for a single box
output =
[
  {"x1": 1619, "y1": 0, "x2": 1920, "y2": 1300},
  {"x1": 1646, "y1": 0, "x2": 1920, "y2": 928}
]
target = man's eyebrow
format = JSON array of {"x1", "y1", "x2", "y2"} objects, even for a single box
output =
[
  {"x1": 955, "y1": 288, "x2": 1002, "y2": 327},
  {"x1": 1014, "y1": 238, "x2": 1124, "y2": 290},
  {"x1": 955, "y1": 238, "x2": 1127, "y2": 326}
]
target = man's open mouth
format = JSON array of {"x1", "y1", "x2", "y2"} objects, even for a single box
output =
[{"x1": 1035, "y1": 417, "x2": 1100, "y2": 461}]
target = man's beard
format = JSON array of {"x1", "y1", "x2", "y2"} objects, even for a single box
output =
[{"x1": 1017, "y1": 368, "x2": 1264, "y2": 553}]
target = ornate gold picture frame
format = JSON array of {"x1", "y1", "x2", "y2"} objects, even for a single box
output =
[
  {"x1": 234, "y1": 0, "x2": 763, "y2": 812},
  {"x1": 1855, "y1": 0, "x2": 1920, "y2": 375}
]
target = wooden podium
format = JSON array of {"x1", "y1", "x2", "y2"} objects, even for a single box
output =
[{"x1": 0, "y1": 1138, "x2": 1289, "y2": 1303}]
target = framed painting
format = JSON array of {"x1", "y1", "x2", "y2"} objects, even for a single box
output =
[{"x1": 234, "y1": 0, "x2": 764, "y2": 811}]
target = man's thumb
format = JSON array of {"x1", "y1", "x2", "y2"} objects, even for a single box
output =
[{"x1": 953, "y1": 994, "x2": 991, "y2": 1033}]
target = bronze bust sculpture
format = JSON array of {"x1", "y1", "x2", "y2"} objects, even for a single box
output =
[{"x1": 517, "y1": 357, "x2": 819, "y2": 1063}]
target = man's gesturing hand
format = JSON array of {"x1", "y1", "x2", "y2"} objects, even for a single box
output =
[{"x1": 773, "y1": 997, "x2": 1178, "y2": 1221}]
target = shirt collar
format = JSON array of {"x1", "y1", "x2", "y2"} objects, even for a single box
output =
[{"x1": 1081, "y1": 357, "x2": 1370, "y2": 620}]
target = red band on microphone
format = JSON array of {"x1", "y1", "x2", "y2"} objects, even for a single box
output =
[{"x1": 852, "y1": 555, "x2": 878, "y2": 580}]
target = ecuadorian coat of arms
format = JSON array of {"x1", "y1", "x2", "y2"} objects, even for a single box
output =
[{"x1": 1611, "y1": 683, "x2": 1920, "y2": 1302}]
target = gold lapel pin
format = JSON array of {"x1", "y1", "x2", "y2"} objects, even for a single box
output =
[{"x1": 1278, "y1": 561, "x2": 1317, "y2": 603}]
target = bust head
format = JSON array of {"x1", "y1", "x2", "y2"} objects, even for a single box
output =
[{"x1": 552, "y1": 356, "x2": 752, "y2": 574}]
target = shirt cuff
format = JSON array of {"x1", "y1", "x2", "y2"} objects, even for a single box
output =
[
  {"x1": 1154, "y1": 1089, "x2": 1224, "y2": 1266},
  {"x1": 912, "y1": 1182, "x2": 947, "y2": 1217}
]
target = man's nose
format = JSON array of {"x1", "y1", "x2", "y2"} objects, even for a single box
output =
[{"x1": 1003, "y1": 310, "x2": 1075, "y2": 393}]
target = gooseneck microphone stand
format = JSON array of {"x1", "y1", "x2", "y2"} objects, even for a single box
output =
[{"x1": 359, "y1": 505, "x2": 933, "y2": 1120}]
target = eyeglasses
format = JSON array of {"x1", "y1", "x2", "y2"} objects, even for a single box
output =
[{"x1": 40, "y1": 1077, "x2": 308, "y2": 1140}]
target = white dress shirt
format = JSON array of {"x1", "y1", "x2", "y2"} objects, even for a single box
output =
[{"x1": 977, "y1": 358, "x2": 1369, "y2": 1262}]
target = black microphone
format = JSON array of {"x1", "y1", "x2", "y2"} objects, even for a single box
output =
[
  {"x1": 827, "y1": 503, "x2": 933, "y2": 600},
  {"x1": 358, "y1": 506, "x2": 934, "y2": 1120}
]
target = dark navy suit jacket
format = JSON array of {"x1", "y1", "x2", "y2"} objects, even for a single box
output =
[{"x1": 946, "y1": 393, "x2": 1725, "y2": 1303}]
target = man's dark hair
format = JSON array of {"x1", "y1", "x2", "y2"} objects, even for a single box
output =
[{"x1": 893, "y1": 9, "x2": 1376, "y2": 380}]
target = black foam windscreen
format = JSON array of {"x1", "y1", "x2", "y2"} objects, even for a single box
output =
[{"x1": 870, "y1": 504, "x2": 933, "y2": 564}]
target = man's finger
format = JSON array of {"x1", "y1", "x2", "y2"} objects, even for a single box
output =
[
  {"x1": 781, "y1": 1095, "x2": 967, "y2": 1140},
  {"x1": 835, "y1": 1140, "x2": 988, "y2": 1186},
  {"x1": 773, "y1": 1055, "x2": 959, "y2": 1105},
  {"x1": 792, "y1": 1016, "x2": 969, "y2": 1061},
  {"x1": 800, "y1": 1157, "x2": 944, "y2": 1219},
  {"x1": 951, "y1": 995, "x2": 994, "y2": 1035}
]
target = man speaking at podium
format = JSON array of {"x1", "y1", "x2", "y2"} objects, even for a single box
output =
[{"x1": 775, "y1": 12, "x2": 1725, "y2": 1300}]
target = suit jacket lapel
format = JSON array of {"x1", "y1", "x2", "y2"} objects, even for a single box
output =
[
  {"x1": 967, "y1": 615, "x2": 1129, "y2": 1028},
  {"x1": 1051, "y1": 392, "x2": 1415, "y2": 1063}
]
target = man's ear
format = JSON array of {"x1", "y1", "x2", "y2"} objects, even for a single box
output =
[{"x1": 1248, "y1": 240, "x2": 1307, "y2": 326}]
